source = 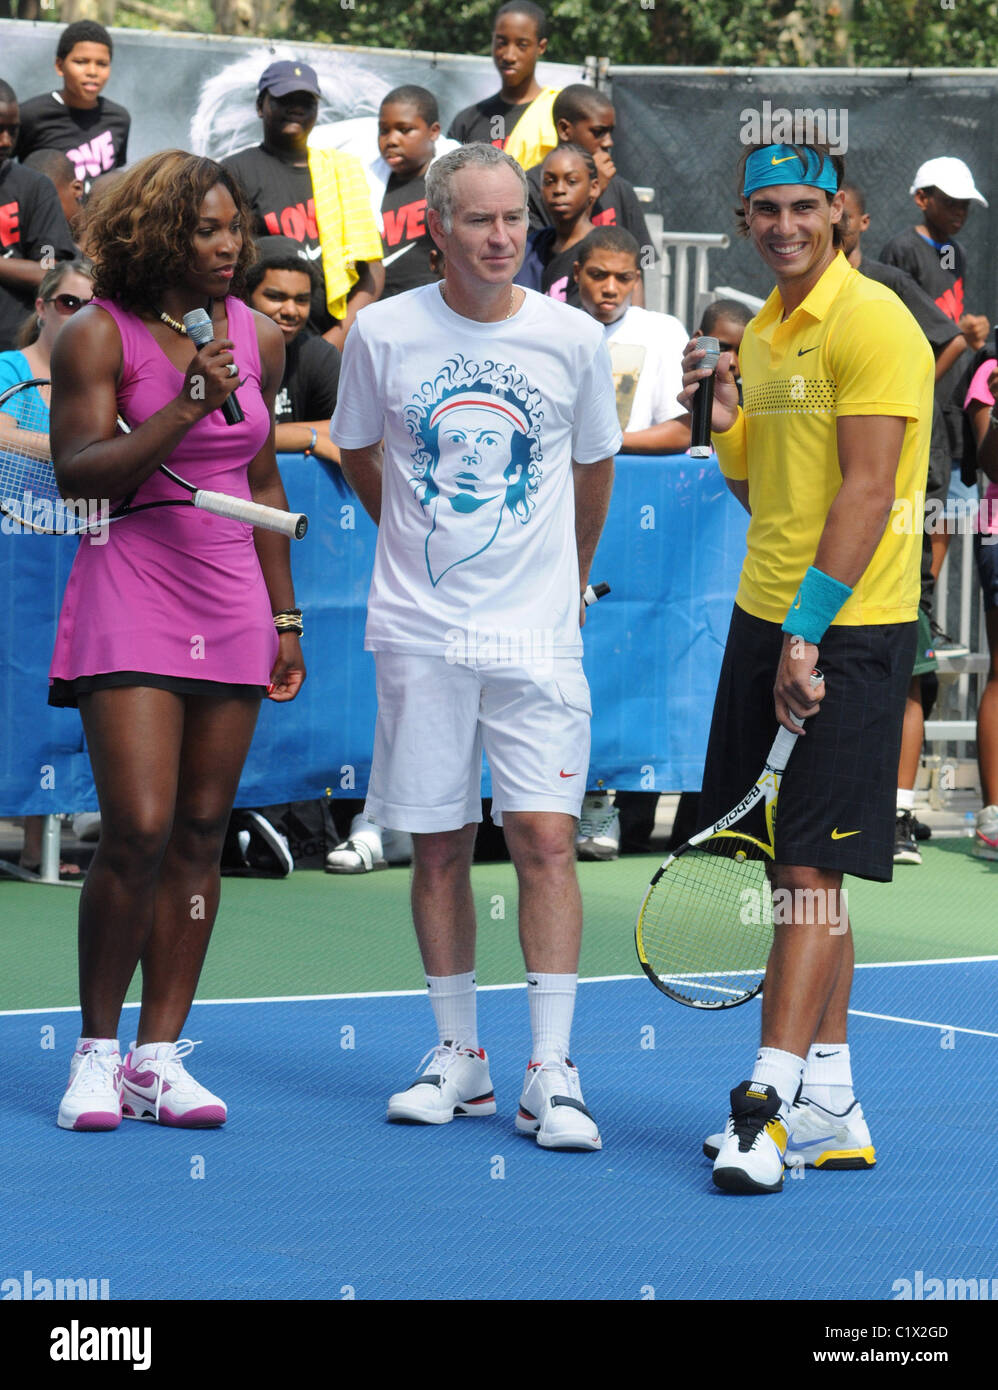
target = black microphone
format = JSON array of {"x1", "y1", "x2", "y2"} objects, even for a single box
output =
[
  {"x1": 182, "y1": 307, "x2": 244, "y2": 426},
  {"x1": 689, "y1": 336, "x2": 720, "y2": 458}
]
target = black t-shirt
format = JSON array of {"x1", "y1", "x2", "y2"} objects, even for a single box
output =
[
  {"x1": 878, "y1": 227, "x2": 972, "y2": 456},
  {"x1": 16, "y1": 92, "x2": 130, "y2": 194},
  {"x1": 0, "y1": 161, "x2": 77, "y2": 351},
  {"x1": 222, "y1": 144, "x2": 333, "y2": 335},
  {"x1": 860, "y1": 257, "x2": 963, "y2": 466},
  {"x1": 380, "y1": 172, "x2": 436, "y2": 298},
  {"x1": 527, "y1": 165, "x2": 656, "y2": 264},
  {"x1": 447, "y1": 95, "x2": 529, "y2": 149},
  {"x1": 275, "y1": 330, "x2": 341, "y2": 424},
  {"x1": 514, "y1": 227, "x2": 583, "y2": 306}
]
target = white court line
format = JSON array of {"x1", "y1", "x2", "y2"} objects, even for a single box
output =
[
  {"x1": 2, "y1": 960, "x2": 996, "y2": 1022},
  {"x1": 845, "y1": 1009, "x2": 998, "y2": 1040}
]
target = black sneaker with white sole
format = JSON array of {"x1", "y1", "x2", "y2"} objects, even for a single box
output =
[{"x1": 893, "y1": 810, "x2": 921, "y2": 865}]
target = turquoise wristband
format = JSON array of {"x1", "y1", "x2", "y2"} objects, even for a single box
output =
[{"x1": 782, "y1": 566, "x2": 853, "y2": 645}]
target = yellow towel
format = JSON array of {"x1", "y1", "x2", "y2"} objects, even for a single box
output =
[
  {"x1": 502, "y1": 87, "x2": 561, "y2": 171},
  {"x1": 306, "y1": 145, "x2": 384, "y2": 320}
]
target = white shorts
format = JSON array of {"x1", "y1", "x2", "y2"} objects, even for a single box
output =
[{"x1": 365, "y1": 652, "x2": 592, "y2": 833}]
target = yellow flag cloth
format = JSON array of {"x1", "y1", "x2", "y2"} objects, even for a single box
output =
[
  {"x1": 502, "y1": 87, "x2": 561, "y2": 171},
  {"x1": 306, "y1": 144, "x2": 384, "y2": 320}
]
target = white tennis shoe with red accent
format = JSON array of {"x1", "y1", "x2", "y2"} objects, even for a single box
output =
[
  {"x1": 121, "y1": 1039, "x2": 226, "y2": 1127},
  {"x1": 386, "y1": 1042, "x2": 497, "y2": 1123},
  {"x1": 516, "y1": 1055, "x2": 602, "y2": 1150}
]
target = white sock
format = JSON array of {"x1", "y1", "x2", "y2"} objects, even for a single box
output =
[
  {"x1": 426, "y1": 972, "x2": 478, "y2": 1049},
  {"x1": 526, "y1": 971, "x2": 578, "y2": 1060},
  {"x1": 76, "y1": 1037, "x2": 119, "y2": 1056},
  {"x1": 896, "y1": 789, "x2": 915, "y2": 812},
  {"x1": 802, "y1": 1042, "x2": 855, "y2": 1113},
  {"x1": 129, "y1": 1041, "x2": 178, "y2": 1066},
  {"x1": 750, "y1": 1046, "x2": 805, "y2": 1112}
]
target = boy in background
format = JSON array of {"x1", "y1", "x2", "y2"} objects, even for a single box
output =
[
  {"x1": 527, "y1": 85, "x2": 655, "y2": 304},
  {"x1": 879, "y1": 157, "x2": 989, "y2": 650},
  {"x1": 447, "y1": 2, "x2": 559, "y2": 170},
  {"x1": 16, "y1": 21, "x2": 130, "y2": 195}
]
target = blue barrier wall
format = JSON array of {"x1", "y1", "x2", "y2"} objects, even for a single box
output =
[{"x1": 0, "y1": 454, "x2": 747, "y2": 814}]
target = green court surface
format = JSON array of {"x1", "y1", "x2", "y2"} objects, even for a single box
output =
[{"x1": 2, "y1": 839, "x2": 994, "y2": 1012}]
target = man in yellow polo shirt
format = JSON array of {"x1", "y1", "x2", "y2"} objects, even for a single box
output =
[{"x1": 680, "y1": 142, "x2": 933, "y2": 1194}]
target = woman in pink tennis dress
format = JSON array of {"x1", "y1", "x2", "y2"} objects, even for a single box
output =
[{"x1": 49, "y1": 150, "x2": 305, "y2": 1132}]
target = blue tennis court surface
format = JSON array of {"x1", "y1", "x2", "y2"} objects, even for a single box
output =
[{"x1": 2, "y1": 962, "x2": 995, "y2": 1301}]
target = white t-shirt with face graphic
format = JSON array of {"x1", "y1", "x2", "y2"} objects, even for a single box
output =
[{"x1": 331, "y1": 284, "x2": 622, "y2": 658}]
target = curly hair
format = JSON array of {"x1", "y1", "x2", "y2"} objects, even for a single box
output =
[{"x1": 85, "y1": 151, "x2": 256, "y2": 312}]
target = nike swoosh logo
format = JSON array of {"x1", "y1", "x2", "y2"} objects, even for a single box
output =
[
  {"x1": 771, "y1": 154, "x2": 799, "y2": 166},
  {"x1": 382, "y1": 243, "x2": 415, "y2": 267},
  {"x1": 559, "y1": 770, "x2": 579, "y2": 778},
  {"x1": 814, "y1": 1050, "x2": 840, "y2": 1058},
  {"x1": 797, "y1": 346, "x2": 819, "y2": 356},
  {"x1": 831, "y1": 828, "x2": 861, "y2": 840}
]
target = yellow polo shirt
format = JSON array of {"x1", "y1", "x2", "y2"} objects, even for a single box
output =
[{"x1": 713, "y1": 251, "x2": 934, "y2": 625}]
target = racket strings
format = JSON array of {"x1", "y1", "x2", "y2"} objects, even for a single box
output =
[
  {"x1": 0, "y1": 390, "x2": 66, "y2": 523},
  {"x1": 638, "y1": 837, "x2": 773, "y2": 1006}
]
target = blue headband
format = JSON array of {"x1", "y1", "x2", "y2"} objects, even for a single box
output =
[{"x1": 743, "y1": 145, "x2": 838, "y2": 198}]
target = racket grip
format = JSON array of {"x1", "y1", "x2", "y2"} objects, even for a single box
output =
[
  {"x1": 193, "y1": 489, "x2": 308, "y2": 539},
  {"x1": 767, "y1": 669, "x2": 823, "y2": 772}
]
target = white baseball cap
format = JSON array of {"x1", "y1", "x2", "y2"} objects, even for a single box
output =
[{"x1": 910, "y1": 156, "x2": 988, "y2": 207}]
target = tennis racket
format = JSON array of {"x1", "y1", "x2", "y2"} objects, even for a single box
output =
[
  {"x1": 0, "y1": 378, "x2": 308, "y2": 539},
  {"x1": 635, "y1": 671, "x2": 821, "y2": 1009}
]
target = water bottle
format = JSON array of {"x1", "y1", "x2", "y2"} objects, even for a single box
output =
[{"x1": 964, "y1": 811, "x2": 977, "y2": 838}]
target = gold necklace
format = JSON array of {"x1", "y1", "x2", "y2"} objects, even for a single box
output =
[
  {"x1": 441, "y1": 284, "x2": 518, "y2": 320},
  {"x1": 158, "y1": 309, "x2": 188, "y2": 335}
]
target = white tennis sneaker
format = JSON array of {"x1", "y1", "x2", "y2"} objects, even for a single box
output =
[
  {"x1": 386, "y1": 1042, "x2": 496, "y2": 1123},
  {"x1": 576, "y1": 793, "x2": 620, "y2": 861},
  {"x1": 973, "y1": 805, "x2": 998, "y2": 861},
  {"x1": 121, "y1": 1039, "x2": 226, "y2": 1127},
  {"x1": 703, "y1": 1094, "x2": 876, "y2": 1170},
  {"x1": 57, "y1": 1043, "x2": 123, "y2": 1131},
  {"x1": 711, "y1": 1081, "x2": 788, "y2": 1194},
  {"x1": 325, "y1": 813, "x2": 387, "y2": 873},
  {"x1": 516, "y1": 1055, "x2": 602, "y2": 1150}
]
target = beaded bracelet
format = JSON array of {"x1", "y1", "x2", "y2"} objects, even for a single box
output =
[{"x1": 274, "y1": 607, "x2": 303, "y2": 637}]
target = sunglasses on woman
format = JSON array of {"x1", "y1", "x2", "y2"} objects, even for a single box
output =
[{"x1": 46, "y1": 293, "x2": 92, "y2": 314}]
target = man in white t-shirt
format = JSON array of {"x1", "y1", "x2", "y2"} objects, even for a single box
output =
[
  {"x1": 331, "y1": 144, "x2": 621, "y2": 1150},
  {"x1": 573, "y1": 226, "x2": 690, "y2": 454}
]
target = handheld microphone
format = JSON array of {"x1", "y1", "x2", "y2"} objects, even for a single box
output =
[
  {"x1": 688, "y1": 336, "x2": 720, "y2": 459},
  {"x1": 182, "y1": 308, "x2": 244, "y2": 426}
]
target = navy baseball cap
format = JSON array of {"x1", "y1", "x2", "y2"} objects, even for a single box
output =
[{"x1": 258, "y1": 61, "x2": 321, "y2": 99}]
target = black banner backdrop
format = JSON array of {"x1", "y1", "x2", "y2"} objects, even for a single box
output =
[{"x1": 610, "y1": 67, "x2": 998, "y2": 321}]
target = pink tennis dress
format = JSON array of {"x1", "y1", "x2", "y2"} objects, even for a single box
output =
[{"x1": 49, "y1": 295, "x2": 279, "y2": 703}]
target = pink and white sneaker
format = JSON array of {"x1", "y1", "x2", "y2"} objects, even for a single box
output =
[
  {"x1": 121, "y1": 1039, "x2": 227, "y2": 1128},
  {"x1": 57, "y1": 1042, "x2": 123, "y2": 1131}
]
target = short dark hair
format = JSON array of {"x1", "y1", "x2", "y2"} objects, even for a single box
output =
[
  {"x1": 0, "y1": 80, "x2": 17, "y2": 106},
  {"x1": 734, "y1": 142, "x2": 846, "y2": 248},
  {"x1": 380, "y1": 85, "x2": 439, "y2": 127},
  {"x1": 542, "y1": 141, "x2": 598, "y2": 184},
  {"x1": 552, "y1": 84, "x2": 611, "y2": 127},
  {"x1": 495, "y1": 1, "x2": 548, "y2": 41},
  {"x1": 700, "y1": 298, "x2": 753, "y2": 335},
  {"x1": 57, "y1": 21, "x2": 113, "y2": 61},
  {"x1": 245, "y1": 241, "x2": 318, "y2": 297},
  {"x1": 840, "y1": 181, "x2": 866, "y2": 214},
  {"x1": 574, "y1": 226, "x2": 640, "y2": 268},
  {"x1": 23, "y1": 149, "x2": 77, "y2": 187}
]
